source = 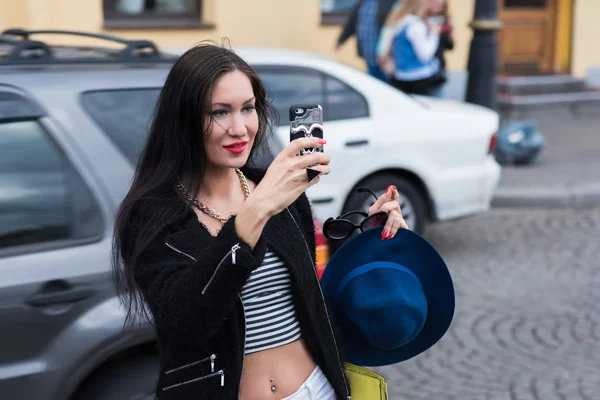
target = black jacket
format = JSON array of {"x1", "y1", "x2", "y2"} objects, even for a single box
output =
[
  {"x1": 435, "y1": 30, "x2": 454, "y2": 71},
  {"x1": 336, "y1": 0, "x2": 397, "y2": 59},
  {"x1": 131, "y1": 167, "x2": 351, "y2": 400}
]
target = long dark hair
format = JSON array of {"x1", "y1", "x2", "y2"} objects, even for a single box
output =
[{"x1": 112, "y1": 41, "x2": 277, "y2": 329}]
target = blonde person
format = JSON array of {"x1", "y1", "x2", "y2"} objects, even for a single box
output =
[{"x1": 377, "y1": 0, "x2": 442, "y2": 95}]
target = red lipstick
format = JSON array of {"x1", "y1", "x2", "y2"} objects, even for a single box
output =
[{"x1": 224, "y1": 141, "x2": 248, "y2": 154}]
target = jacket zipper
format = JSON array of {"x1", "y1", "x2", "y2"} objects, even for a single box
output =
[
  {"x1": 237, "y1": 294, "x2": 247, "y2": 397},
  {"x1": 164, "y1": 240, "x2": 244, "y2": 392},
  {"x1": 165, "y1": 241, "x2": 197, "y2": 262},
  {"x1": 165, "y1": 241, "x2": 241, "y2": 295},
  {"x1": 162, "y1": 369, "x2": 225, "y2": 391},
  {"x1": 165, "y1": 353, "x2": 217, "y2": 375},
  {"x1": 285, "y1": 208, "x2": 351, "y2": 400},
  {"x1": 200, "y1": 243, "x2": 240, "y2": 295}
]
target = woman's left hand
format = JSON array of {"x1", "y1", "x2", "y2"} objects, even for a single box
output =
[{"x1": 368, "y1": 185, "x2": 409, "y2": 240}]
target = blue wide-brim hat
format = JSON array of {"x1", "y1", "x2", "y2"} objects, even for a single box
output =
[{"x1": 320, "y1": 227, "x2": 455, "y2": 367}]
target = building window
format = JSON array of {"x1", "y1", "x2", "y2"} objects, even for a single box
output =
[
  {"x1": 103, "y1": 0, "x2": 212, "y2": 29},
  {"x1": 321, "y1": 0, "x2": 358, "y2": 25},
  {"x1": 504, "y1": 0, "x2": 547, "y2": 8}
]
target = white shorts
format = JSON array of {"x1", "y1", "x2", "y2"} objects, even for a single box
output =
[{"x1": 281, "y1": 365, "x2": 336, "y2": 400}]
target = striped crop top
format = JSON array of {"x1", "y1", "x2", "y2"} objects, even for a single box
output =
[{"x1": 240, "y1": 250, "x2": 302, "y2": 355}]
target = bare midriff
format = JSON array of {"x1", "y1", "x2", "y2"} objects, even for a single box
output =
[{"x1": 239, "y1": 339, "x2": 317, "y2": 400}]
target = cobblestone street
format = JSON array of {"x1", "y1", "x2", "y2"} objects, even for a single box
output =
[{"x1": 375, "y1": 206, "x2": 600, "y2": 400}]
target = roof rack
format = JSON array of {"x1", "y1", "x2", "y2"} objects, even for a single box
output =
[{"x1": 0, "y1": 28, "x2": 172, "y2": 65}]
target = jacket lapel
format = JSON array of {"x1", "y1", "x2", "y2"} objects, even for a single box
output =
[{"x1": 164, "y1": 213, "x2": 214, "y2": 261}]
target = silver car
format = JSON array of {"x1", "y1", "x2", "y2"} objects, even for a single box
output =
[{"x1": 0, "y1": 29, "x2": 339, "y2": 400}]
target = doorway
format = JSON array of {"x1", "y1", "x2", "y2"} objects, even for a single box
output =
[{"x1": 498, "y1": 0, "x2": 559, "y2": 75}]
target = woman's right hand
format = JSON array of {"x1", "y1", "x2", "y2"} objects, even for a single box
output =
[
  {"x1": 250, "y1": 136, "x2": 330, "y2": 217},
  {"x1": 235, "y1": 137, "x2": 329, "y2": 248}
]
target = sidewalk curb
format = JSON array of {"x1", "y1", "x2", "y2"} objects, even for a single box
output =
[{"x1": 492, "y1": 182, "x2": 600, "y2": 208}]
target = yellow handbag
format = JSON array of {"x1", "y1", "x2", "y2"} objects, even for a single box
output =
[{"x1": 343, "y1": 362, "x2": 388, "y2": 400}]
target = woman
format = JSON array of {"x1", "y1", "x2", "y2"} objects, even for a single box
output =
[
  {"x1": 377, "y1": 0, "x2": 442, "y2": 95},
  {"x1": 112, "y1": 43, "x2": 407, "y2": 400}
]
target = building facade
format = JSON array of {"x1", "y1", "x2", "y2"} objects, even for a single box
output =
[{"x1": 1, "y1": 0, "x2": 599, "y2": 88}]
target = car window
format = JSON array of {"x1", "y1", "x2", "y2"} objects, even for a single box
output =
[
  {"x1": 257, "y1": 68, "x2": 368, "y2": 124},
  {"x1": 82, "y1": 88, "x2": 283, "y2": 168},
  {"x1": 257, "y1": 70, "x2": 325, "y2": 126},
  {"x1": 325, "y1": 75, "x2": 369, "y2": 121},
  {"x1": 0, "y1": 120, "x2": 102, "y2": 251},
  {"x1": 82, "y1": 89, "x2": 161, "y2": 165}
]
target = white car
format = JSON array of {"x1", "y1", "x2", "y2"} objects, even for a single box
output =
[{"x1": 170, "y1": 46, "x2": 502, "y2": 234}]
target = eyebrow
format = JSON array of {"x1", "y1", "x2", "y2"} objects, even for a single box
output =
[{"x1": 212, "y1": 97, "x2": 256, "y2": 108}]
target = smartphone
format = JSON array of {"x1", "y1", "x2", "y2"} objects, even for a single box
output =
[{"x1": 289, "y1": 104, "x2": 324, "y2": 156}]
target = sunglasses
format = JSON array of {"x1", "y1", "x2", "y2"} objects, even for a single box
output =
[{"x1": 323, "y1": 188, "x2": 388, "y2": 240}]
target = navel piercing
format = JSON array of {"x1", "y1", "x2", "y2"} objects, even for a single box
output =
[{"x1": 270, "y1": 378, "x2": 276, "y2": 392}]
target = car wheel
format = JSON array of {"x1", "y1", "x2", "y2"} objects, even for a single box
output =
[
  {"x1": 73, "y1": 353, "x2": 159, "y2": 400},
  {"x1": 344, "y1": 174, "x2": 427, "y2": 235}
]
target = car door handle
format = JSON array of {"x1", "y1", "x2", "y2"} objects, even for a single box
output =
[
  {"x1": 345, "y1": 139, "x2": 369, "y2": 147},
  {"x1": 26, "y1": 282, "x2": 96, "y2": 307}
]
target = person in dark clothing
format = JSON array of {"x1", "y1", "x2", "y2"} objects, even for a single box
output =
[
  {"x1": 335, "y1": 0, "x2": 398, "y2": 82},
  {"x1": 428, "y1": 0, "x2": 454, "y2": 97},
  {"x1": 111, "y1": 42, "x2": 407, "y2": 400}
]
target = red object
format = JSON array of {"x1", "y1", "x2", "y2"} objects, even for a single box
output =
[
  {"x1": 317, "y1": 266, "x2": 325, "y2": 280},
  {"x1": 223, "y1": 141, "x2": 248, "y2": 153},
  {"x1": 488, "y1": 132, "x2": 498, "y2": 154},
  {"x1": 441, "y1": 23, "x2": 453, "y2": 33},
  {"x1": 313, "y1": 218, "x2": 329, "y2": 280},
  {"x1": 314, "y1": 219, "x2": 326, "y2": 247}
]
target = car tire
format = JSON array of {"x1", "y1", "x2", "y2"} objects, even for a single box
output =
[
  {"x1": 73, "y1": 353, "x2": 159, "y2": 400},
  {"x1": 346, "y1": 173, "x2": 427, "y2": 233}
]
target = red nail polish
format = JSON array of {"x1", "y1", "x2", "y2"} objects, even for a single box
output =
[
  {"x1": 318, "y1": 139, "x2": 327, "y2": 144},
  {"x1": 381, "y1": 230, "x2": 387, "y2": 240},
  {"x1": 385, "y1": 186, "x2": 390, "y2": 193},
  {"x1": 391, "y1": 185, "x2": 397, "y2": 191}
]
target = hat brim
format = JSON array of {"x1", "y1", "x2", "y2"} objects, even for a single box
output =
[{"x1": 320, "y1": 227, "x2": 455, "y2": 367}]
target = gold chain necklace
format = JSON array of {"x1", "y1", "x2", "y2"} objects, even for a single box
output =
[{"x1": 176, "y1": 168, "x2": 251, "y2": 223}]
